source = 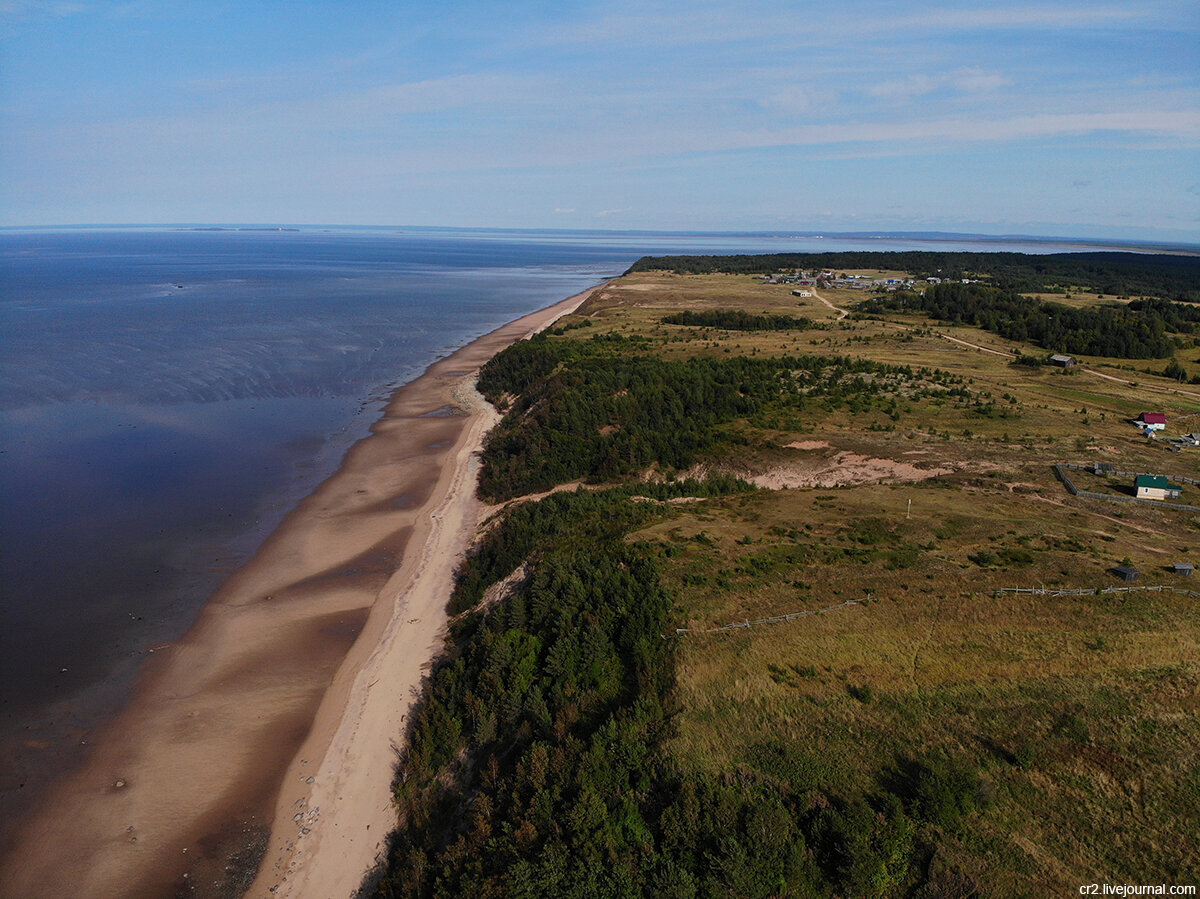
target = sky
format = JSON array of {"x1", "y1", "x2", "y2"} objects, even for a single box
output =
[{"x1": 1, "y1": 0, "x2": 1198, "y2": 240}]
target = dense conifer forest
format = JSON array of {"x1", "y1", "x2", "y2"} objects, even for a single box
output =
[
  {"x1": 476, "y1": 333, "x2": 966, "y2": 501},
  {"x1": 660, "y1": 309, "x2": 816, "y2": 331},
  {"x1": 857, "y1": 282, "x2": 1198, "y2": 358},
  {"x1": 372, "y1": 334, "x2": 987, "y2": 898},
  {"x1": 373, "y1": 480, "x2": 981, "y2": 898}
]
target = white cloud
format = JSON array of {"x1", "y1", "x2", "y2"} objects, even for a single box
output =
[
  {"x1": 875, "y1": 4, "x2": 1150, "y2": 33},
  {"x1": 513, "y1": 2, "x2": 1158, "y2": 57},
  {"x1": 870, "y1": 67, "x2": 1013, "y2": 102},
  {"x1": 762, "y1": 84, "x2": 834, "y2": 117},
  {"x1": 739, "y1": 109, "x2": 1200, "y2": 154}
]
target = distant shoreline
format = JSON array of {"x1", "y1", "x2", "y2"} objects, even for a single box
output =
[{"x1": 3, "y1": 225, "x2": 1196, "y2": 256}]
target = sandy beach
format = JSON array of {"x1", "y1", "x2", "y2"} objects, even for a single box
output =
[{"x1": 0, "y1": 286, "x2": 600, "y2": 899}]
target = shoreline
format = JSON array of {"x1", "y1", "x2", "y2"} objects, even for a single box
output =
[{"x1": 0, "y1": 285, "x2": 602, "y2": 899}]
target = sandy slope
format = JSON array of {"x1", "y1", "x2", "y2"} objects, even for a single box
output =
[{"x1": 0, "y1": 287, "x2": 599, "y2": 899}]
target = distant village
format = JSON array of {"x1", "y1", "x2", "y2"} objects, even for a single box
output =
[{"x1": 759, "y1": 269, "x2": 975, "y2": 292}]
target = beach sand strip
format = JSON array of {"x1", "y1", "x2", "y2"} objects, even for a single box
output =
[{"x1": 0, "y1": 286, "x2": 600, "y2": 899}]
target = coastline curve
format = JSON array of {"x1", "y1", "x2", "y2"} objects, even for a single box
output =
[{"x1": 0, "y1": 285, "x2": 602, "y2": 899}]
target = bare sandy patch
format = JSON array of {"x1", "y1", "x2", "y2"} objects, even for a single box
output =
[{"x1": 751, "y1": 451, "x2": 952, "y2": 490}]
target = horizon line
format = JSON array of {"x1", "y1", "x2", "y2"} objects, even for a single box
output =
[{"x1": 1, "y1": 222, "x2": 1197, "y2": 253}]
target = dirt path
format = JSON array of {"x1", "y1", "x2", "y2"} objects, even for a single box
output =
[
  {"x1": 938, "y1": 332, "x2": 1014, "y2": 357},
  {"x1": 1082, "y1": 366, "x2": 1200, "y2": 401},
  {"x1": 936, "y1": 331, "x2": 1200, "y2": 402},
  {"x1": 809, "y1": 285, "x2": 848, "y2": 321}
]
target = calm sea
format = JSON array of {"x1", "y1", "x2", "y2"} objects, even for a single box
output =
[{"x1": 0, "y1": 225, "x2": 1124, "y2": 820}]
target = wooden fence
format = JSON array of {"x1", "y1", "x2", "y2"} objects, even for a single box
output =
[
  {"x1": 667, "y1": 583, "x2": 1198, "y2": 637},
  {"x1": 1059, "y1": 462, "x2": 1200, "y2": 487},
  {"x1": 1053, "y1": 464, "x2": 1200, "y2": 513},
  {"x1": 995, "y1": 585, "x2": 1200, "y2": 598},
  {"x1": 668, "y1": 598, "x2": 866, "y2": 636}
]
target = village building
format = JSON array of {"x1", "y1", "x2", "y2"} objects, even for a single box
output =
[
  {"x1": 1173, "y1": 562, "x2": 1194, "y2": 577},
  {"x1": 1112, "y1": 565, "x2": 1139, "y2": 582},
  {"x1": 1136, "y1": 412, "x2": 1167, "y2": 431},
  {"x1": 1134, "y1": 474, "x2": 1183, "y2": 500},
  {"x1": 1049, "y1": 354, "x2": 1076, "y2": 368}
]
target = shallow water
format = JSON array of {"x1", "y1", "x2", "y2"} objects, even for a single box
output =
[{"x1": 0, "y1": 229, "x2": 639, "y2": 822}]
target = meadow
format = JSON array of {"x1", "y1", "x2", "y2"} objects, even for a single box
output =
[{"x1": 375, "y1": 258, "x2": 1200, "y2": 897}]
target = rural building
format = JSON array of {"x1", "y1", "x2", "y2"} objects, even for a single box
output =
[
  {"x1": 1112, "y1": 566, "x2": 1139, "y2": 582},
  {"x1": 1049, "y1": 354, "x2": 1076, "y2": 368},
  {"x1": 1173, "y1": 562, "x2": 1194, "y2": 577},
  {"x1": 1136, "y1": 412, "x2": 1167, "y2": 430},
  {"x1": 1134, "y1": 474, "x2": 1183, "y2": 500}
]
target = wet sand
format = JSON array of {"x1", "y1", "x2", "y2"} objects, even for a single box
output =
[{"x1": 0, "y1": 286, "x2": 600, "y2": 899}]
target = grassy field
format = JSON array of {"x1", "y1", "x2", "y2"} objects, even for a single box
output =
[{"x1": 571, "y1": 271, "x2": 1200, "y2": 893}]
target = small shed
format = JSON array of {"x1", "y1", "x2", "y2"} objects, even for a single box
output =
[
  {"x1": 1112, "y1": 565, "x2": 1139, "y2": 582},
  {"x1": 1049, "y1": 354, "x2": 1076, "y2": 368},
  {"x1": 1173, "y1": 562, "x2": 1194, "y2": 577}
]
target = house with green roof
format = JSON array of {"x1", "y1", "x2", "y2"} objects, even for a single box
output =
[{"x1": 1134, "y1": 474, "x2": 1183, "y2": 500}]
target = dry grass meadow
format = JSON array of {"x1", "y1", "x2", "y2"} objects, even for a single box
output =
[{"x1": 570, "y1": 271, "x2": 1200, "y2": 893}]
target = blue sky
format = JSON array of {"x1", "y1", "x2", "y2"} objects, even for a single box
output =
[{"x1": 1, "y1": 1, "x2": 1197, "y2": 240}]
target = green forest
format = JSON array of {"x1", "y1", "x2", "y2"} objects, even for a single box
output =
[
  {"x1": 373, "y1": 481, "x2": 981, "y2": 898},
  {"x1": 369, "y1": 252, "x2": 1200, "y2": 896},
  {"x1": 660, "y1": 309, "x2": 816, "y2": 331},
  {"x1": 857, "y1": 282, "x2": 1195, "y2": 358},
  {"x1": 476, "y1": 333, "x2": 967, "y2": 501},
  {"x1": 628, "y1": 251, "x2": 1200, "y2": 302},
  {"x1": 371, "y1": 326, "x2": 994, "y2": 898}
]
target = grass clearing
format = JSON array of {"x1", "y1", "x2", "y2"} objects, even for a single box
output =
[{"x1": 580, "y1": 269, "x2": 1200, "y2": 891}]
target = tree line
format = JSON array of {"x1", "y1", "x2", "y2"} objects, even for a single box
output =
[
  {"x1": 627, "y1": 251, "x2": 1200, "y2": 302},
  {"x1": 373, "y1": 482, "x2": 982, "y2": 898},
  {"x1": 660, "y1": 309, "x2": 815, "y2": 331},
  {"x1": 860, "y1": 282, "x2": 1183, "y2": 358},
  {"x1": 476, "y1": 333, "x2": 963, "y2": 501},
  {"x1": 368, "y1": 327, "x2": 989, "y2": 897}
]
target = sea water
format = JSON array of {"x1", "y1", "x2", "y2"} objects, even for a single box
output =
[{"x1": 0, "y1": 225, "x2": 1127, "y2": 826}]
